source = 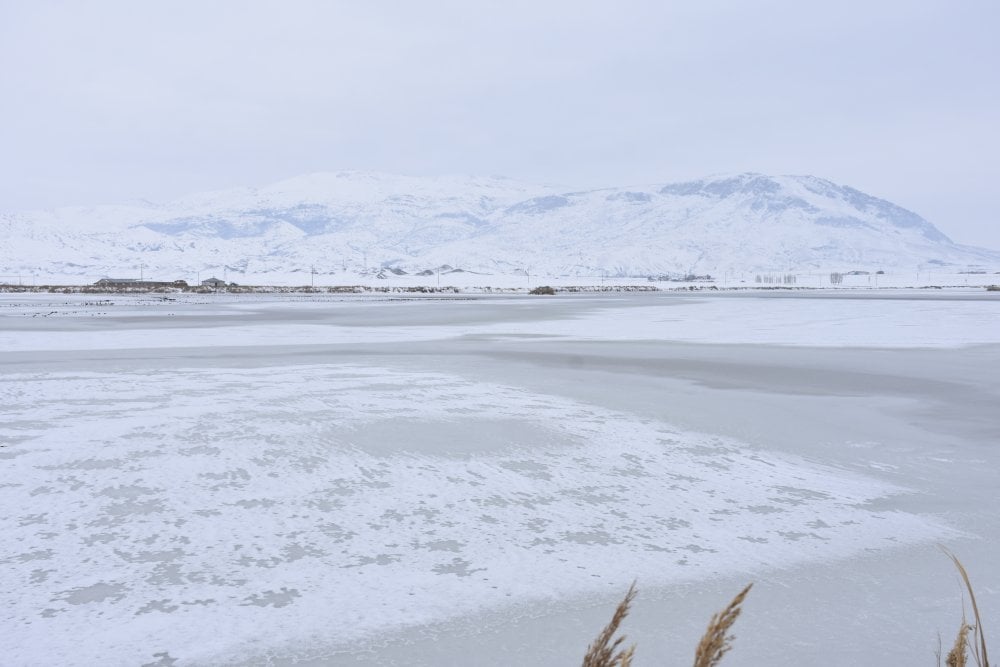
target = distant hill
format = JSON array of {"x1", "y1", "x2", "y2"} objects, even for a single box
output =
[{"x1": 2, "y1": 171, "x2": 998, "y2": 281}]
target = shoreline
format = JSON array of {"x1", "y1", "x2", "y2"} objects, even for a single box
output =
[{"x1": 1, "y1": 282, "x2": 998, "y2": 295}]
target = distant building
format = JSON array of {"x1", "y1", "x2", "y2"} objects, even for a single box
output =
[
  {"x1": 94, "y1": 278, "x2": 189, "y2": 288},
  {"x1": 95, "y1": 278, "x2": 141, "y2": 286},
  {"x1": 201, "y1": 277, "x2": 227, "y2": 288}
]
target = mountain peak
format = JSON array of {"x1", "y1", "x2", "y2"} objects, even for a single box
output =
[{"x1": 2, "y1": 172, "x2": 995, "y2": 280}]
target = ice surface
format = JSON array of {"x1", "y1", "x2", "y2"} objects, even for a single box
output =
[
  {"x1": 1, "y1": 290, "x2": 999, "y2": 352},
  {"x1": 1, "y1": 291, "x2": 997, "y2": 666},
  {"x1": 1, "y1": 363, "x2": 950, "y2": 665}
]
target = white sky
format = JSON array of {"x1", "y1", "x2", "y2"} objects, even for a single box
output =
[{"x1": 1, "y1": 0, "x2": 998, "y2": 247}]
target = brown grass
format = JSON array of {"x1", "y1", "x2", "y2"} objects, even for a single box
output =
[
  {"x1": 582, "y1": 581, "x2": 637, "y2": 667},
  {"x1": 693, "y1": 583, "x2": 753, "y2": 667},
  {"x1": 948, "y1": 622, "x2": 972, "y2": 667},
  {"x1": 582, "y1": 582, "x2": 752, "y2": 667},
  {"x1": 943, "y1": 548, "x2": 990, "y2": 667},
  {"x1": 582, "y1": 552, "x2": 988, "y2": 666}
]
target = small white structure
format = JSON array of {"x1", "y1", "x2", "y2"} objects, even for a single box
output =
[{"x1": 201, "y1": 277, "x2": 227, "y2": 288}]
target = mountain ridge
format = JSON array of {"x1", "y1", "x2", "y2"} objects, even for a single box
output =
[{"x1": 2, "y1": 171, "x2": 997, "y2": 281}]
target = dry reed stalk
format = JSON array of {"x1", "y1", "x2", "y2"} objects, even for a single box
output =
[
  {"x1": 948, "y1": 622, "x2": 972, "y2": 667},
  {"x1": 692, "y1": 583, "x2": 753, "y2": 667},
  {"x1": 942, "y1": 548, "x2": 990, "y2": 667},
  {"x1": 582, "y1": 581, "x2": 637, "y2": 667}
]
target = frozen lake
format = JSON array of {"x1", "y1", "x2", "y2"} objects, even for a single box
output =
[{"x1": 1, "y1": 290, "x2": 998, "y2": 666}]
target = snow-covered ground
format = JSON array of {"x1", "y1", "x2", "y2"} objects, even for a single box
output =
[{"x1": 1, "y1": 290, "x2": 998, "y2": 665}]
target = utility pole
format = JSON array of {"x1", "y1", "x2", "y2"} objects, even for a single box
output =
[{"x1": 311, "y1": 265, "x2": 315, "y2": 287}]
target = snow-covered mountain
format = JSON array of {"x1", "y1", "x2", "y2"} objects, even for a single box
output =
[{"x1": 2, "y1": 171, "x2": 998, "y2": 281}]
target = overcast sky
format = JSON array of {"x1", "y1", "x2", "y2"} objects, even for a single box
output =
[{"x1": 2, "y1": 0, "x2": 998, "y2": 247}]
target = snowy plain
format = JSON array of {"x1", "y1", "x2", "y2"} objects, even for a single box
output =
[{"x1": 1, "y1": 290, "x2": 998, "y2": 666}]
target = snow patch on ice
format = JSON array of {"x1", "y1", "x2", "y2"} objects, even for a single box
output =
[{"x1": 0, "y1": 364, "x2": 953, "y2": 665}]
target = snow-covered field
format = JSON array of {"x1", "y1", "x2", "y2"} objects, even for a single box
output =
[{"x1": 1, "y1": 290, "x2": 998, "y2": 666}]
